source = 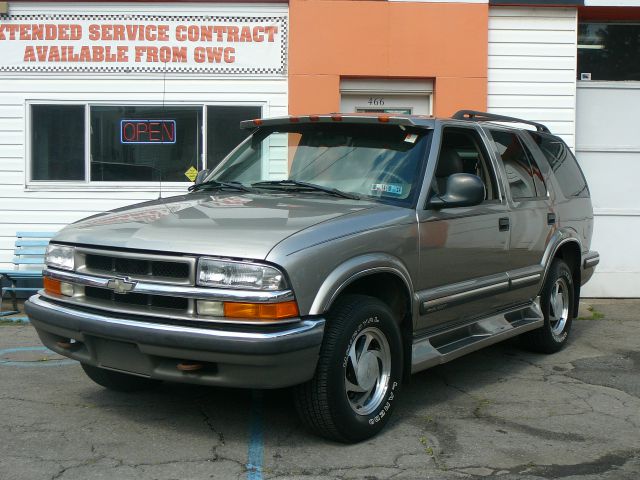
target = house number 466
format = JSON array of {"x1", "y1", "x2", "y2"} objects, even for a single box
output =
[{"x1": 368, "y1": 97, "x2": 385, "y2": 106}]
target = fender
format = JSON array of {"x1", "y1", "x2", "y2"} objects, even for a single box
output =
[
  {"x1": 308, "y1": 253, "x2": 415, "y2": 316},
  {"x1": 539, "y1": 228, "x2": 583, "y2": 289}
]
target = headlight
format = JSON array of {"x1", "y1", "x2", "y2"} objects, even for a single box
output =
[
  {"x1": 45, "y1": 244, "x2": 75, "y2": 271},
  {"x1": 197, "y1": 258, "x2": 286, "y2": 290}
]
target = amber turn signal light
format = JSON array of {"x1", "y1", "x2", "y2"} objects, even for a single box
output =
[
  {"x1": 43, "y1": 277, "x2": 62, "y2": 295},
  {"x1": 224, "y1": 301, "x2": 299, "y2": 320}
]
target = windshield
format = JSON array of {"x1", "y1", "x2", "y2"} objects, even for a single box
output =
[{"x1": 203, "y1": 123, "x2": 431, "y2": 206}]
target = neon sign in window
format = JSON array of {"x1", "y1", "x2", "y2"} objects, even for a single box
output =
[{"x1": 120, "y1": 119, "x2": 176, "y2": 144}]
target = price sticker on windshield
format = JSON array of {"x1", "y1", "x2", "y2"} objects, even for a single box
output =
[
  {"x1": 372, "y1": 183, "x2": 403, "y2": 195},
  {"x1": 404, "y1": 133, "x2": 418, "y2": 144}
]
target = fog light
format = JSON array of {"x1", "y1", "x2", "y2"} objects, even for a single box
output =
[
  {"x1": 60, "y1": 282, "x2": 74, "y2": 297},
  {"x1": 197, "y1": 300, "x2": 224, "y2": 317}
]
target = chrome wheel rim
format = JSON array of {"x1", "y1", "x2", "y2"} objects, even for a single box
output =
[
  {"x1": 549, "y1": 277, "x2": 570, "y2": 337},
  {"x1": 344, "y1": 326, "x2": 391, "y2": 416}
]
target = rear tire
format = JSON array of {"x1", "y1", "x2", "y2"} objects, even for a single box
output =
[
  {"x1": 294, "y1": 294, "x2": 403, "y2": 443},
  {"x1": 521, "y1": 258, "x2": 575, "y2": 353},
  {"x1": 81, "y1": 363, "x2": 160, "y2": 392}
]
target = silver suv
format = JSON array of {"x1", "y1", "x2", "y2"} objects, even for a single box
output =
[{"x1": 26, "y1": 110, "x2": 599, "y2": 442}]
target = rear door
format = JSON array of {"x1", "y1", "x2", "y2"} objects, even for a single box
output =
[{"x1": 484, "y1": 127, "x2": 553, "y2": 305}]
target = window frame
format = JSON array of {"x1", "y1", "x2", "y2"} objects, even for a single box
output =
[
  {"x1": 577, "y1": 22, "x2": 640, "y2": 82},
  {"x1": 486, "y1": 126, "x2": 549, "y2": 202},
  {"x1": 25, "y1": 100, "x2": 264, "y2": 190},
  {"x1": 426, "y1": 124, "x2": 504, "y2": 208}
]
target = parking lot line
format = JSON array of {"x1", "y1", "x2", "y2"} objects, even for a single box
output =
[
  {"x1": 0, "y1": 346, "x2": 76, "y2": 367},
  {"x1": 247, "y1": 389, "x2": 264, "y2": 480}
]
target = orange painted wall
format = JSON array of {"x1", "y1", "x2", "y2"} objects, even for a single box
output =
[{"x1": 288, "y1": 0, "x2": 488, "y2": 117}]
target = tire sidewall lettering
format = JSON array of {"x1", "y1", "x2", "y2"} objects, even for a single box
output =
[{"x1": 368, "y1": 381, "x2": 398, "y2": 425}]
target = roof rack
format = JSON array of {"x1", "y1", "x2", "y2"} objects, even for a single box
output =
[{"x1": 452, "y1": 110, "x2": 550, "y2": 133}]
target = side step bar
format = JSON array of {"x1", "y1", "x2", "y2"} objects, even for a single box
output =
[{"x1": 411, "y1": 302, "x2": 544, "y2": 374}]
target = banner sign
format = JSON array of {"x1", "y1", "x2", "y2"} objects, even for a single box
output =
[{"x1": 0, "y1": 14, "x2": 288, "y2": 74}]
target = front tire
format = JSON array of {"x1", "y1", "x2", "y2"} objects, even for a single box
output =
[
  {"x1": 521, "y1": 258, "x2": 575, "y2": 353},
  {"x1": 81, "y1": 363, "x2": 160, "y2": 392},
  {"x1": 294, "y1": 294, "x2": 403, "y2": 443}
]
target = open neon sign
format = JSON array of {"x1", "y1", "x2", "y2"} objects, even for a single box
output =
[{"x1": 120, "y1": 119, "x2": 176, "y2": 144}]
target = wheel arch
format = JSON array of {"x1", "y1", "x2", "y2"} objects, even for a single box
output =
[
  {"x1": 308, "y1": 254, "x2": 415, "y2": 376},
  {"x1": 541, "y1": 235, "x2": 582, "y2": 318},
  {"x1": 309, "y1": 254, "x2": 414, "y2": 317}
]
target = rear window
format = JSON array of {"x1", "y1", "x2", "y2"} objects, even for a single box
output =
[{"x1": 528, "y1": 132, "x2": 590, "y2": 198}]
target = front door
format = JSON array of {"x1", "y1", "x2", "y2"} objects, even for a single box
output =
[{"x1": 415, "y1": 125, "x2": 512, "y2": 333}]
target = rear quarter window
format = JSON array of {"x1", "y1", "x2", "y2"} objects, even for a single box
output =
[{"x1": 528, "y1": 132, "x2": 590, "y2": 199}]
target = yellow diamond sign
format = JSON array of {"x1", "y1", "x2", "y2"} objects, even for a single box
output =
[{"x1": 184, "y1": 166, "x2": 198, "y2": 182}]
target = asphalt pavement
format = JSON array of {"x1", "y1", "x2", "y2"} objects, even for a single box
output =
[{"x1": 0, "y1": 299, "x2": 639, "y2": 480}]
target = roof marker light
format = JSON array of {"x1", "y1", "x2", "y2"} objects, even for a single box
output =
[
  {"x1": 331, "y1": 114, "x2": 343, "y2": 122},
  {"x1": 309, "y1": 115, "x2": 320, "y2": 122},
  {"x1": 289, "y1": 116, "x2": 299, "y2": 123},
  {"x1": 252, "y1": 119, "x2": 263, "y2": 126},
  {"x1": 378, "y1": 115, "x2": 390, "y2": 123}
]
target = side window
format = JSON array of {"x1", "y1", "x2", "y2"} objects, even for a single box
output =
[
  {"x1": 432, "y1": 127, "x2": 498, "y2": 201},
  {"x1": 522, "y1": 135, "x2": 547, "y2": 197},
  {"x1": 489, "y1": 129, "x2": 543, "y2": 200},
  {"x1": 528, "y1": 132, "x2": 590, "y2": 198}
]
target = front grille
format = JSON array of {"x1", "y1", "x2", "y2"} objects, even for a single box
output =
[
  {"x1": 85, "y1": 253, "x2": 190, "y2": 281},
  {"x1": 85, "y1": 286, "x2": 189, "y2": 311}
]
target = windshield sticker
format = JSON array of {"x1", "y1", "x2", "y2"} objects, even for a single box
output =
[
  {"x1": 371, "y1": 183, "x2": 403, "y2": 195},
  {"x1": 404, "y1": 133, "x2": 418, "y2": 144}
]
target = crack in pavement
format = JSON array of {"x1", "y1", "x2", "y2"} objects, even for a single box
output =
[{"x1": 453, "y1": 450, "x2": 640, "y2": 479}]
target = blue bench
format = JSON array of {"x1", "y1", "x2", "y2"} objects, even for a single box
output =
[{"x1": 0, "y1": 232, "x2": 56, "y2": 316}]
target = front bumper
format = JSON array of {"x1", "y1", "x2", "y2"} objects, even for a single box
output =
[{"x1": 25, "y1": 295, "x2": 325, "y2": 389}]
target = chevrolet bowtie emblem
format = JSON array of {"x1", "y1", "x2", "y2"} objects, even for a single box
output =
[{"x1": 106, "y1": 277, "x2": 137, "y2": 294}]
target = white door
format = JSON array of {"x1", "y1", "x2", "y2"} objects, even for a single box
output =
[
  {"x1": 576, "y1": 82, "x2": 640, "y2": 297},
  {"x1": 340, "y1": 79, "x2": 432, "y2": 115}
]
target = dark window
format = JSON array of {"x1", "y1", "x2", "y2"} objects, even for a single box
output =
[
  {"x1": 433, "y1": 127, "x2": 499, "y2": 201},
  {"x1": 90, "y1": 106, "x2": 202, "y2": 182},
  {"x1": 528, "y1": 132, "x2": 589, "y2": 198},
  {"x1": 31, "y1": 105, "x2": 85, "y2": 181},
  {"x1": 578, "y1": 23, "x2": 640, "y2": 81},
  {"x1": 489, "y1": 130, "x2": 541, "y2": 200},
  {"x1": 207, "y1": 106, "x2": 261, "y2": 169}
]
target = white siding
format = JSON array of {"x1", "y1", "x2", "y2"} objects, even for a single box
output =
[
  {"x1": 576, "y1": 83, "x2": 640, "y2": 297},
  {"x1": 487, "y1": 7, "x2": 577, "y2": 149},
  {"x1": 0, "y1": 2, "x2": 288, "y2": 268}
]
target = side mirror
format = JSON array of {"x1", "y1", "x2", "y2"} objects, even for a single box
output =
[
  {"x1": 429, "y1": 173, "x2": 485, "y2": 209},
  {"x1": 194, "y1": 169, "x2": 211, "y2": 185}
]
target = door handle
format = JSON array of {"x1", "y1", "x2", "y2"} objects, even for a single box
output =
[
  {"x1": 547, "y1": 213, "x2": 556, "y2": 225},
  {"x1": 499, "y1": 217, "x2": 510, "y2": 231}
]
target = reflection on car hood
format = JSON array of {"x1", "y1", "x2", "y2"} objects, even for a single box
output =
[{"x1": 54, "y1": 192, "x2": 378, "y2": 259}]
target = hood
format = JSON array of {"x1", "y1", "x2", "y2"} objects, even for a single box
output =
[{"x1": 54, "y1": 192, "x2": 377, "y2": 260}]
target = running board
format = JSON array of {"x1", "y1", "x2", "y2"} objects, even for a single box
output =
[{"x1": 411, "y1": 302, "x2": 544, "y2": 374}]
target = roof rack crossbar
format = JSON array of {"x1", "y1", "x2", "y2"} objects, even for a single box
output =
[{"x1": 452, "y1": 110, "x2": 550, "y2": 133}]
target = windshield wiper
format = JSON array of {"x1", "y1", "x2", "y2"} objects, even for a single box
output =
[
  {"x1": 188, "y1": 180, "x2": 252, "y2": 193},
  {"x1": 251, "y1": 180, "x2": 360, "y2": 200}
]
